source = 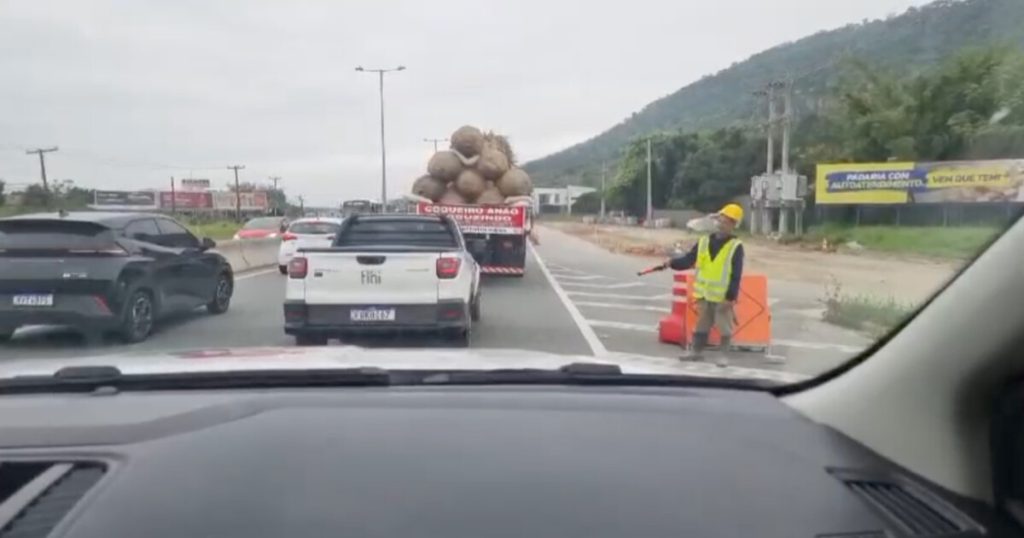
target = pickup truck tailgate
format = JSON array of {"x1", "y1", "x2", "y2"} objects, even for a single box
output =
[{"x1": 303, "y1": 252, "x2": 439, "y2": 305}]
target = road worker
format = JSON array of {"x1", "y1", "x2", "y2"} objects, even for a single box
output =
[{"x1": 659, "y1": 203, "x2": 745, "y2": 366}]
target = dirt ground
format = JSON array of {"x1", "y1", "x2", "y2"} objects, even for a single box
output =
[{"x1": 545, "y1": 222, "x2": 963, "y2": 306}]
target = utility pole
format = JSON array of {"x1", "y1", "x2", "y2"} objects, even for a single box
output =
[
  {"x1": 356, "y1": 65, "x2": 406, "y2": 206},
  {"x1": 600, "y1": 161, "x2": 607, "y2": 220},
  {"x1": 268, "y1": 176, "x2": 282, "y2": 216},
  {"x1": 781, "y1": 78, "x2": 793, "y2": 173},
  {"x1": 227, "y1": 165, "x2": 245, "y2": 222},
  {"x1": 423, "y1": 138, "x2": 447, "y2": 152},
  {"x1": 645, "y1": 138, "x2": 653, "y2": 224},
  {"x1": 25, "y1": 147, "x2": 58, "y2": 193},
  {"x1": 298, "y1": 195, "x2": 305, "y2": 214},
  {"x1": 170, "y1": 177, "x2": 176, "y2": 214}
]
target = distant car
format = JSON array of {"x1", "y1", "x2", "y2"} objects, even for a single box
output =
[
  {"x1": 233, "y1": 217, "x2": 288, "y2": 240},
  {"x1": 0, "y1": 212, "x2": 234, "y2": 343},
  {"x1": 277, "y1": 217, "x2": 343, "y2": 274}
]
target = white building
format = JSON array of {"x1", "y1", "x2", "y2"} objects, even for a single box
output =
[{"x1": 533, "y1": 186, "x2": 597, "y2": 214}]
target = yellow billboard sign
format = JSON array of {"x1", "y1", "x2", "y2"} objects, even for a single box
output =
[{"x1": 816, "y1": 160, "x2": 1024, "y2": 205}]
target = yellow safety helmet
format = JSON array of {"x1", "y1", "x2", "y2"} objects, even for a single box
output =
[{"x1": 718, "y1": 203, "x2": 744, "y2": 224}]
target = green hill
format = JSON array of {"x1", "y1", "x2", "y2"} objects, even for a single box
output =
[{"x1": 524, "y1": 0, "x2": 1024, "y2": 187}]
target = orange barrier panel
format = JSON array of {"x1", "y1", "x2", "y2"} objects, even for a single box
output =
[
  {"x1": 658, "y1": 272, "x2": 772, "y2": 349},
  {"x1": 686, "y1": 273, "x2": 771, "y2": 349}
]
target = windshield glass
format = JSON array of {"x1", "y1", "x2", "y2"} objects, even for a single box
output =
[
  {"x1": 289, "y1": 221, "x2": 340, "y2": 235},
  {"x1": 1, "y1": 0, "x2": 1021, "y2": 387}
]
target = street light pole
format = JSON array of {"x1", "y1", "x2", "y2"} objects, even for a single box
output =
[{"x1": 356, "y1": 65, "x2": 406, "y2": 207}]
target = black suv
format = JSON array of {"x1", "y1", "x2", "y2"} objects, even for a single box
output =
[{"x1": 0, "y1": 212, "x2": 234, "y2": 343}]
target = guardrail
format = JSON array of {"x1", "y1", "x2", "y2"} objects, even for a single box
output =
[{"x1": 212, "y1": 238, "x2": 281, "y2": 273}]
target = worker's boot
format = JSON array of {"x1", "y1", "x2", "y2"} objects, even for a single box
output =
[
  {"x1": 716, "y1": 336, "x2": 732, "y2": 368},
  {"x1": 682, "y1": 333, "x2": 708, "y2": 361}
]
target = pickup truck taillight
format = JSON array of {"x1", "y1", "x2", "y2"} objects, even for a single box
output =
[
  {"x1": 436, "y1": 257, "x2": 461, "y2": 279},
  {"x1": 288, "y1": 257, "x2": 308, "y2": 279},
  {"x1": 282, "y1": 232, "x2": 298, "y2": 241}
]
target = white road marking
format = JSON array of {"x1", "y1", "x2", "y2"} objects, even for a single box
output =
[
  {"x1": 588, "y1": 320, "x2": 659, "y2": 332},
  {"x1": 548, "y1": 265, "x2": 589, "y2": 275},
  {"x1": 559, "y1": 281, "x2": 646, "y2": 290},
  {"x1": 236, "y1": 268, "x2": 278, "y2": 281},
  {"x1": 529, "y1": 244, "x2": 608, "y2": 357},
  {"x1": 772, "y1": 339, "x2": 863, "y2": 354},
  {"x1": 574, "y1": 301, "x2": 670, "y2": 313},
  {"x1": 588, "y1": 319, "x2": 863, "y2": 354},
  {"x1": 553, "y1": 274, "x2": 609, "y2": 281},
  {"x1": 568, "y1": 291, "x2": 673, "y2": 301}
]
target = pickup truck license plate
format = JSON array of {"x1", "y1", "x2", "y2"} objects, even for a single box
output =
[
  {"x1": 350, "y1": 308, "x2": 395, "y2": 322},
  {"x1": 13, "y1": 294, "x2": 54, "y2": 307}
]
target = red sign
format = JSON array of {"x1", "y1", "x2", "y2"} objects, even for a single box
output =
[
  {"x1": 417, "y1": 202, "x2": 527, "y2": 235},
  {"x1": 160, "y1": 191, "x2": 212, "y2": 209}
]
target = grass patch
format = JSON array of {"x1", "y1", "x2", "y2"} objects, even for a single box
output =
[
  {"x1": 805, "y1": 223, "x2": 1000, "y2": 260},
  {"x1": 821, "y1": 278, "x2": 915, "y2": 337},
  {"x1": 186, "y1": 220, "x2": 241, "y2": 240}
]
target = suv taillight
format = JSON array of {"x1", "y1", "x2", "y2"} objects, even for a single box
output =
[
  {"x1": 282, "y1": 232, "x2": 298, "y2": 241},
  {"x1": 288, "y1": 257, "x2": 308, "y2": 279},
  {"x1": 436, "y1": 257, "x2": 461, "y2": 279}
]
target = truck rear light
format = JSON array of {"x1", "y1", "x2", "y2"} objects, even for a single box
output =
[
  {"x1": 93, "y1": 296, "x2": 111, "y2": 314},
  {"x1": 436, "y1": 257, "x2": 461, "y2": 279},
  {"x1": 288, "y1": 257, "x2": 308, "y2": 279},
  {"x1": 282, "y1": 232, "x2": 298, "y2": 241}
]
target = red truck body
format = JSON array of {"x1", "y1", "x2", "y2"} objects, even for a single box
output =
[{"x1": 416, "y1": 202, "x2": 530, "y2": 276}]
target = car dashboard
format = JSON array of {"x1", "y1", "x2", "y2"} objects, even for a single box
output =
[{"x1": 0, "y1": 385, "x2": 1017, "y2": 538}]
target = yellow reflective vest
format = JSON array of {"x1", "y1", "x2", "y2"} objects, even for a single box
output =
[{"x1": 693, "y1": 235, "x2": 742, "y2": 303}]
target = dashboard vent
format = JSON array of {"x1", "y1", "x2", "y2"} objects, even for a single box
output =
[
  {"x1": 0, "y1": 461, "x2": 106, "y2": 538},
  {"x1": 835, "y1": 471, "x2": 981, "y2": 537}
]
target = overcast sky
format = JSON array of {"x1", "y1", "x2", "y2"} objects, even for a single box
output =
[{"x1": 0, "y1": 0, "x2": 932, "y2": 205}]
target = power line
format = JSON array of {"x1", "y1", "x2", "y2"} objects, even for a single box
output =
[{"x1": 423, "y1": 138, "x2": 447, "y2": 152}]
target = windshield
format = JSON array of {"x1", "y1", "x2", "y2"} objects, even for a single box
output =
[
  {"x1": 1, "y1": 0, "x2": 1021, "y2": 388},
  {"x1": 289, "y1": 221, "x2": 340, "y2": 235}
]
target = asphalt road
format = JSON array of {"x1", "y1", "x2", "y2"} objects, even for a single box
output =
[
  {"x1": 0, "y1": 227, "x2": 870, "y2": 381},
  {"x1": 0, "y1": 246, "x2": 592, "y2": 360}
]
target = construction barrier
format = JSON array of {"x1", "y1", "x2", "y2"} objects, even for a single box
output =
[
  {"x1": 659, "y1": 272, "x2": 772, "y2": 350},
  {"x1": 213, "y1": 238, "x2": 281, "y2": 273}
]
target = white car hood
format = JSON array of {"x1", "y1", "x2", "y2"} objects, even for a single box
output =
[{"x1": 0, "y1": 346, "x2": 807, "y2": 384}]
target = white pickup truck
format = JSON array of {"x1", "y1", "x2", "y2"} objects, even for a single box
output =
[{"x1": 283, "y1": 214, "x2": 480, "y2": 345}]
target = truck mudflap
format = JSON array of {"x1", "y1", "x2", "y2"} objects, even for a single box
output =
[{"x1": 480, "y1": 265, "x2": 525, "y2": 275}]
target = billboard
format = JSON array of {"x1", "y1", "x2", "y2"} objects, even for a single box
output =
[
  {"x1": 179, "y1": 178, "x2": 211, "y2": 191},
  {"x1": 159, "y1": 191, "x2": 212, "y2": 209},
  {"x1": 91, "y1": 190, "x2": 158, "y2": 210},
  {"x1": 816, "y1": 160, "x2": 1024, "y2": 205},
  {"x1": 212, "y1": 191, "x2": 269, "y2": 211}
]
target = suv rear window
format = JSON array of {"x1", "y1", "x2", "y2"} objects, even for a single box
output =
[
  {"x1": 336, "y1": 219, "x2": 456, "y2": 248},
  {"x1": 289, "y1": 221, "x2": 340, "y2": 235},
  {"x1": 0, "y1": 220, "x2": 117, "y2": 252}
]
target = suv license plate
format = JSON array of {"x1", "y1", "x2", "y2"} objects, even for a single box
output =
[
  {"x1": 13, "y1": 294, "x2": 54, "y2": 307},
  {"x1": 350, "y1": 308, "x2": 395, "y2": 322}
]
